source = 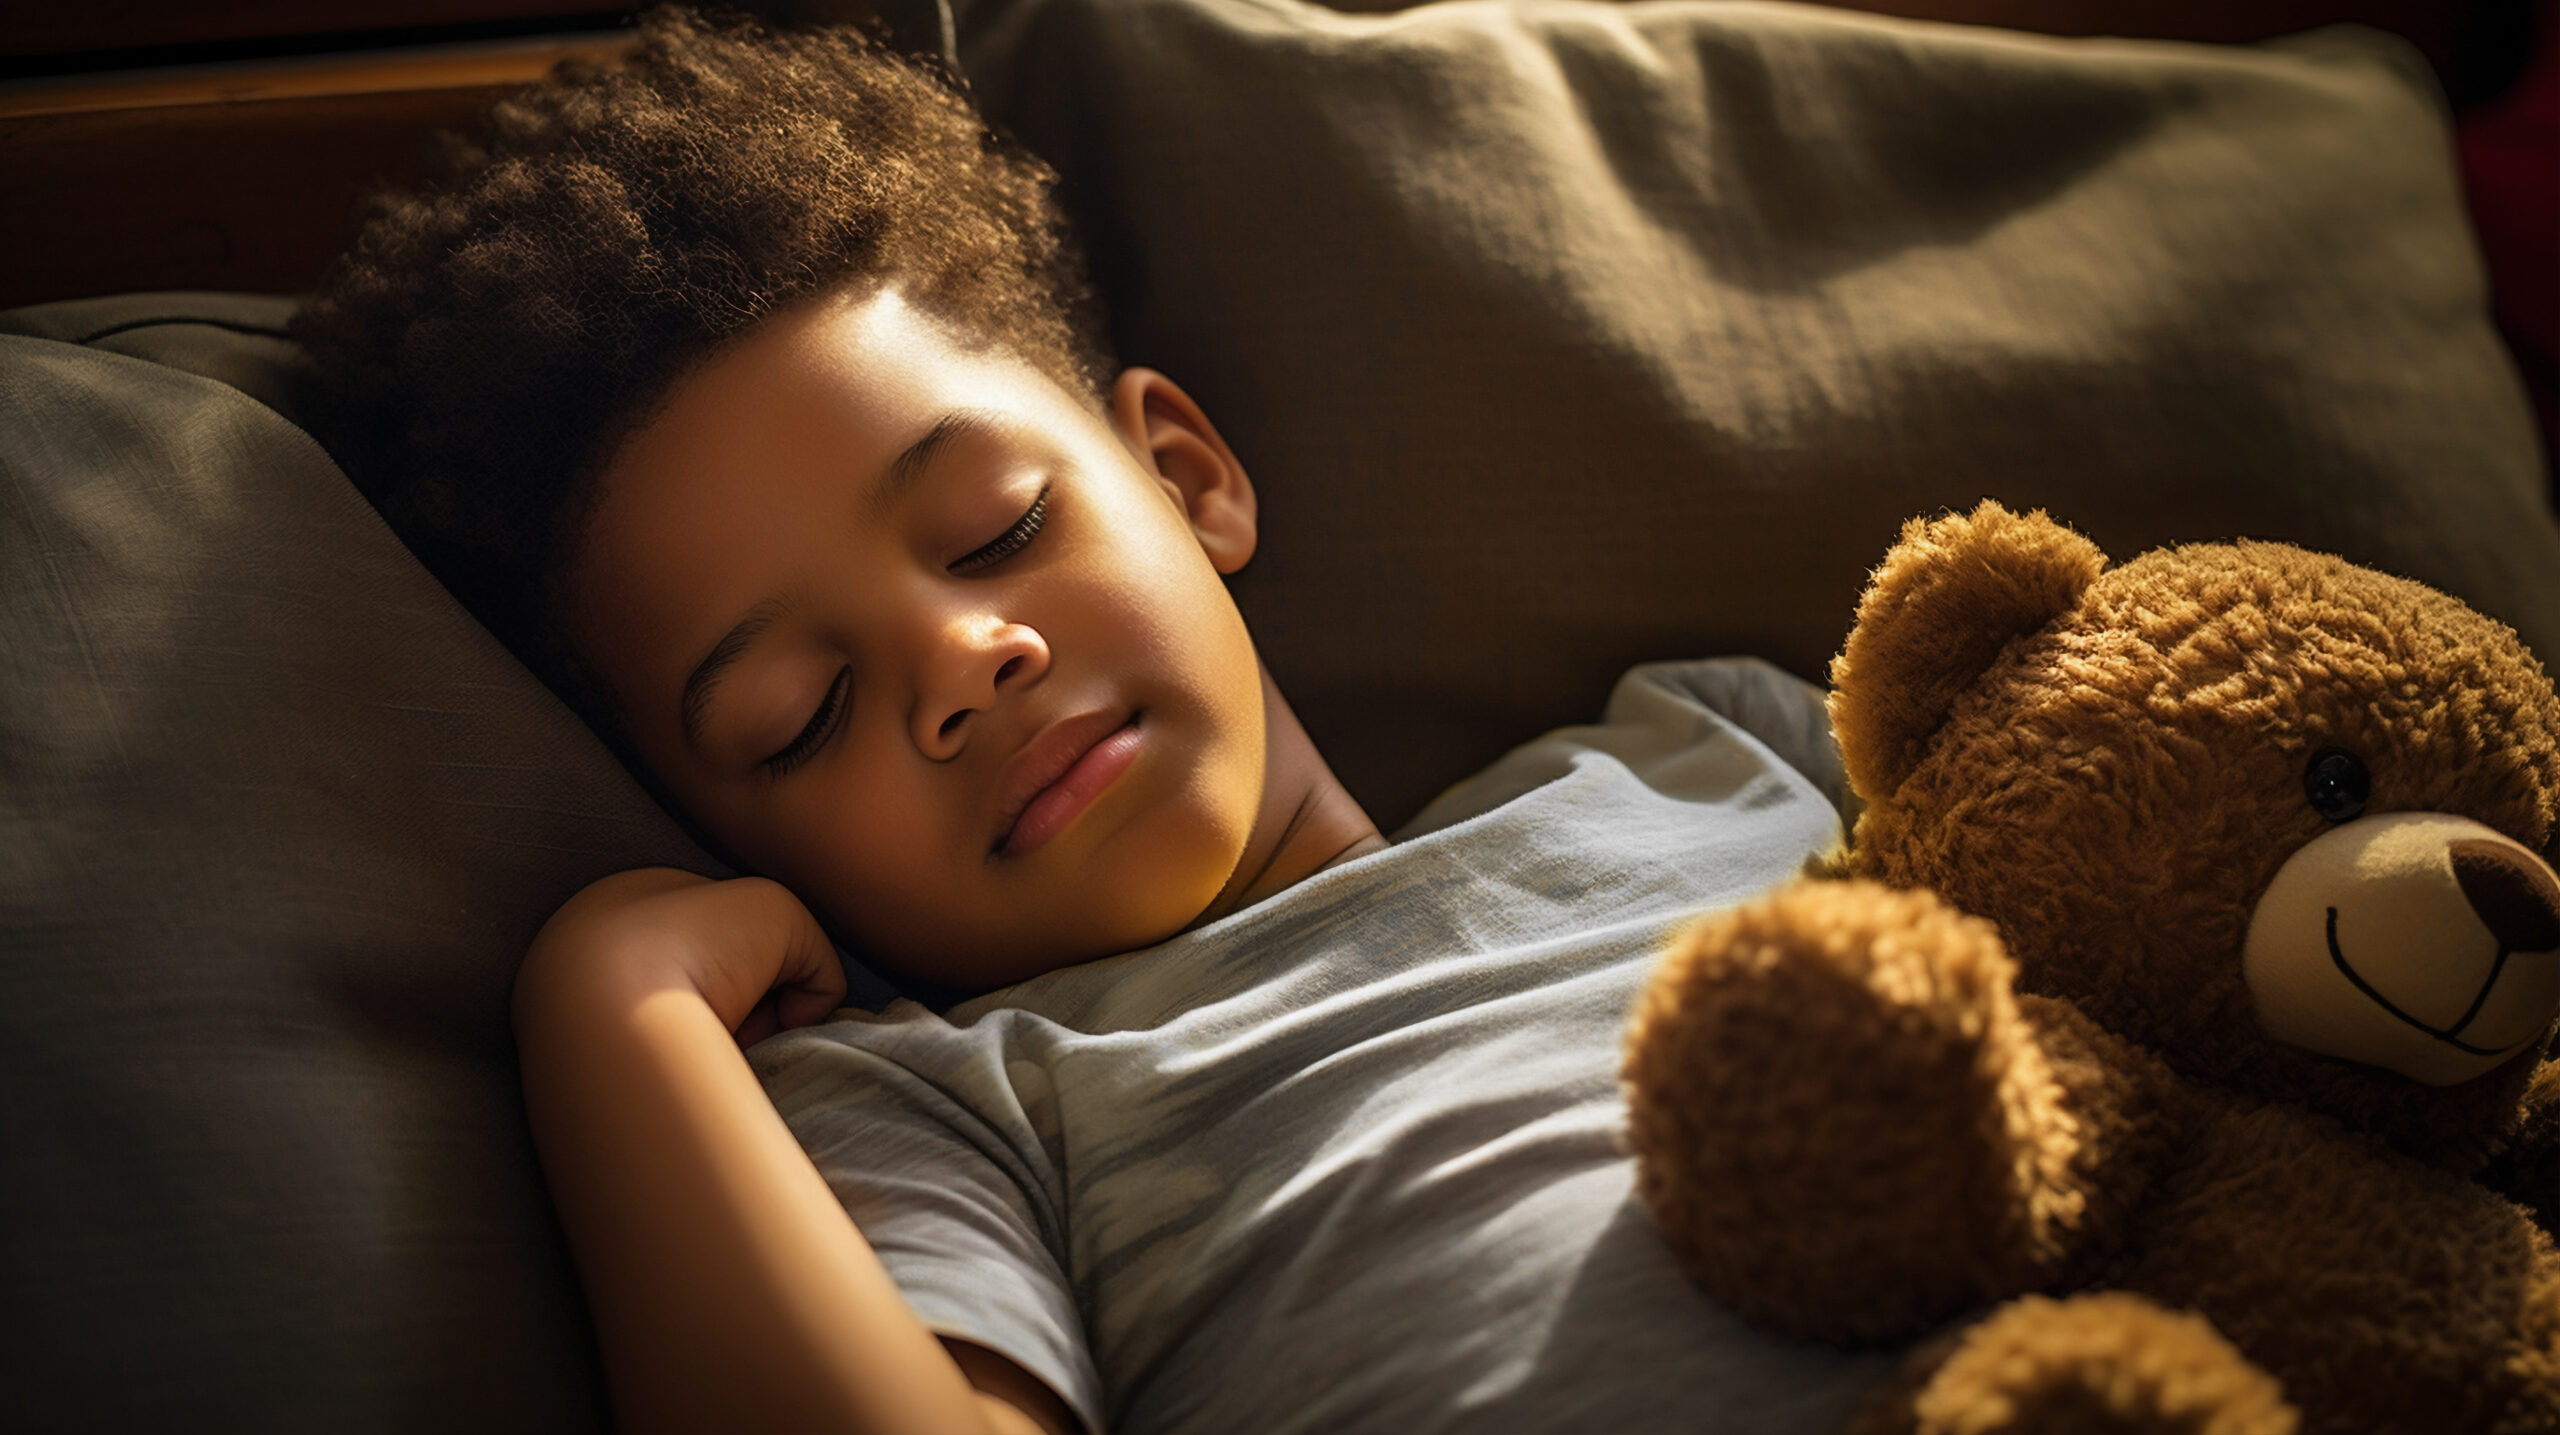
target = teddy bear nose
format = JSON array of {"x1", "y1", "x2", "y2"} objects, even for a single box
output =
[{"x1": 2452, "y1": 839, "x2": 2560, "y2": 953}]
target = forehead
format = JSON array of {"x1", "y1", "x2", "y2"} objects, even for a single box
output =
[
  {"x1": 564, "y1": 290, "x2": 1087, "y2": 686},
  {"x1": 609, "y1": 288, "x2": 1017, "y2": 498}
]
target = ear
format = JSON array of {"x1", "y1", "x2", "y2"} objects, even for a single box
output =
[
  {"x1": 1829, "y1": 500, "x2": 2107, "y2": 801},
  {"x1": 1109, "y1": 367, "x2": 1258, "y2": 575}
]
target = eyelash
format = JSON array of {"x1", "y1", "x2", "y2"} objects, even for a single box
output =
[
  {"x1": 760, "y1": 486, "x2": 1051, "y2": 778},
  {"x1": 764, "y1": 668, "x2": 848, "y2": 778},
  {"x1": 948, "y1": 485, "x2": 1050, "y2": 574}
]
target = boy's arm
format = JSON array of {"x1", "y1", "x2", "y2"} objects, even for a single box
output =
[{"x1": 514, "y1": 868, "x2": 1075, "y2": 1435}]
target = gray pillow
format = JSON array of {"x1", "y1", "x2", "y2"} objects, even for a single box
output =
[
  {"x1": 0, "y1": 298, "x2": 694, "y2": 1430},
  {"x1": 938, "y1": 0, "x2": 2560, "y2": 827}
]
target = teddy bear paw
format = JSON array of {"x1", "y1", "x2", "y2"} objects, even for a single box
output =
[
  {"x1": 1846, "y1": 1292, "x2": 2296, "y2": 1435},
  {"x1": 1624, "y1": 878, "x2": 2084, "y2": 1340}
]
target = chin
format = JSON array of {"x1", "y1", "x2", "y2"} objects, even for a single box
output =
[
  {"x1": 1079, "y1": 791, "x2": 1254, "y2": 950},
  {"x1": 845, "y1": 752, "x2": 1259, "y2": 992},
  {"x1": 862, "y1": 852, "x2": 1242, "y2": 998}
]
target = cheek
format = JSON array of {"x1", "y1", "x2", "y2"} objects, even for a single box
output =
[
  {"x1": 718, "y1": 755, "x2": 950, "y2": 941},
  {"x1": 1122, "y1": 565, "x2": 1266, "y2": 807},
  {"x1": 1113, "y1": 524, "x2": 1261, "y2": 697}
]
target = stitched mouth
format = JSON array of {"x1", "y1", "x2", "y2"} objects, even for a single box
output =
[{"x1": 2324, "y1": 906, "x2": 2530, "y2": 1058}]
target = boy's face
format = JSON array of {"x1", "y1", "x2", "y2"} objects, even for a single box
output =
[{"x1": 566, "y1": 289, "x2": 1271, "y2": 987}]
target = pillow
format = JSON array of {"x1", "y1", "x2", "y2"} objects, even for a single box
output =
[
  {"x1": 0, "y1": 296, "x2": 712, "y2": 1429},
  {"x1": 930, "y1": 0, "x2": 2560, "y2": 828}
]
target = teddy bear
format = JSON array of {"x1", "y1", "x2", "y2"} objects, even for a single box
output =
[{"x1": 1621, "y1": 500, "x2": 2560, "y2": 1434}]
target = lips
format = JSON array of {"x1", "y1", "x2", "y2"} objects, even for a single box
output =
[{"x1": 992, "y1": 709, "x2": 1143, "y2": 857}]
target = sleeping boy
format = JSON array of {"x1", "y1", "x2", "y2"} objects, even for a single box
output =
[{"x1": 298, "y1": 10, "x2": 1889, "y2": 1432}]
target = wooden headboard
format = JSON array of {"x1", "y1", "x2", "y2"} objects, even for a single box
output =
[{"x1": 0, "y1": 2, "x2": 900, "y2": 309}]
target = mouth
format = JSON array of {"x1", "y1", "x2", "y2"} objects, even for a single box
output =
[
  {"x1": 991, "y1": 709, "x2": 1144, "y2": 858},
  {"x1": 2324, "y1": 906, "x2": 2535, "y2": 1059}
]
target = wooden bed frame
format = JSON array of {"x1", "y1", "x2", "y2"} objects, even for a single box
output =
[{"x1": 0, "y1": 2, "x2": 893, "y2": 309}]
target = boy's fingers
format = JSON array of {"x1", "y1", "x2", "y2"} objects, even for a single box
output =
[
  {"x1": 740, "y1": 876, "x2": 847, "y2": 1001},
  {"x1": 731, "y1": 975, "x2": 843, "y2": 1047},
  {"x1": 777, "y1": 982, "x2": 845, "y2": 1032},
  {"x1": 733, "y1": 991, "x2": 784, "y2": 1047},
  {"x1": 707, "y1": 875, "x2": 847, "y2": 1038}
]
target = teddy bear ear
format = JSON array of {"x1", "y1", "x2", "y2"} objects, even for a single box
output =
[{"x1": 1829, "y1": 501, "x2": 2107, "y2": 801}]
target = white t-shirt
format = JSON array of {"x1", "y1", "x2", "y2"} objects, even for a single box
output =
[{"x1": 752, "y1": 659, "x2": 1897, "y2": 1433}]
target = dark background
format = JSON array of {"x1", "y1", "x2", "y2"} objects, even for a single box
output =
[{"x1": 1, "y1": 0, "x2": 2549, "y2": 491}]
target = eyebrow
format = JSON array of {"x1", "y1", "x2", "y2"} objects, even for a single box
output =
[
  {"x1": 680, "y1": 595, "x2": 790, "y2": 753},
  {"x1": 868, "y1": 408, "x2": 1002, "y2": 520},
  {"x1": 676, "y1": 408, "x2": 1002, "y2": 754}
]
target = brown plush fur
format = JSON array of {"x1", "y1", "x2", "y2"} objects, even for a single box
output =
[
  {"x1": 1857, "y1": 1293, "x2": 2297, "y2": 1435},
  {"x1": 1624, "y1": 502, "x2": 2560, "y2": 1433}
]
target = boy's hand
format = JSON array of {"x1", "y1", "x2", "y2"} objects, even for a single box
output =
[
  {"x1": 510, "y1": 869, "x2": 1022, "y2": 1434},
  {"x1": 518, "y1": 868, "x2": 847, "y2": 1046}
]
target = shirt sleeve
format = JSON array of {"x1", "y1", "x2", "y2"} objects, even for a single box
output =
[{"x1": 751, "y1": 1012, "x2": 1106, "y2": 1434}]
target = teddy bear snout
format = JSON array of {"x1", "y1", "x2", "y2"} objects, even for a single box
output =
[{"x1": 2243, "y1": 813, "x2": 2560, "y2": 1086}]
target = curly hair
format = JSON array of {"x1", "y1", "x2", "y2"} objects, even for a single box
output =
[{"x1": 295, "y1": 7, "x2": 1109, "y2": 725}]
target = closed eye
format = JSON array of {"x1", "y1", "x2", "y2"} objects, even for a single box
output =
[
  {"x1": 763, "y1": 667, "x2": 849, "y2": 778},
  {"x1": 949, "y1": 486, "x2": 1049, "y2": 574}
]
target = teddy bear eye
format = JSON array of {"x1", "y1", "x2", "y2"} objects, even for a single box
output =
[{"x1": 2303, "y1": 746, "x2": 2370, "y2": 823}]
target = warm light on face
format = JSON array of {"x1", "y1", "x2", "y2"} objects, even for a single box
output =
[{"x1": 567, "y1": 289, "x2": 1271, "y2": 988}]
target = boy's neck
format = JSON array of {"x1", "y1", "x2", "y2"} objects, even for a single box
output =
[{"x1": 1193, "y1": 669, "x2": 1387, "y2": 926}]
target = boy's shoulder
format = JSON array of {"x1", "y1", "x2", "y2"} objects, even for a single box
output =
[{"x1": 1395, "y1": 657, "x2": 1843, "y2": 841}]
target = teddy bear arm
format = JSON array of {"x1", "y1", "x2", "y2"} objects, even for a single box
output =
[
  {"x1": 2477, "y1": 1054, "x2": 2560, "y2": 1237},
  {"x1": 2120, "y1": 1099, "x2": 2560, "y2": 1435},
  {"x1": 2007, "y1": 992, "x2": 2189, "y2": 1285},
  {"x1": 1625, "y1": 879, "x2": 2181, "y2": 1343}
]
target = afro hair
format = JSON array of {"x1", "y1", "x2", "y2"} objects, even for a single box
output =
[{"x1": 294, "y1": 6, "x2": 1109, "y2": 710}]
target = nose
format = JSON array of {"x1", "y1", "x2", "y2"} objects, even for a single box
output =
[
  {"x1": 2452, "y1": 838, "x2": 2560, "y2": 953},
  {"x1": 913, "y1": 615, "x2": 1048, "y2": 758}
]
